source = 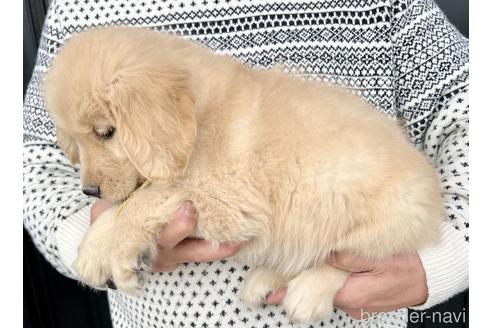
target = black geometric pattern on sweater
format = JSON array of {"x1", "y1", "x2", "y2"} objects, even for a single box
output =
[{"x1": 24, "y1": 0, "x2": 469, "y2": 148}]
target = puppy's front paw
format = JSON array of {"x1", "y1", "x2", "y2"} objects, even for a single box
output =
[
  {"x1": 74, "y1": 207, "x2": 117, "y2": 288},
  {"x1": 109, "y1": 233, "x2": 157, "y2": 295},
  {"x1": 105, "y1": 184, "x2": 187, "y2": 295},
  {"x1": 74, "y1": 247, "x2": 112, "y2": 289},
  {"x1": 241, "y1": 267, "x2": 286, "y2": 309}
]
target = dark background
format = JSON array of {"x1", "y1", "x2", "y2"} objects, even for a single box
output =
[{"x1": 23, "y1": 1, "x2": 469, "y2": 327}]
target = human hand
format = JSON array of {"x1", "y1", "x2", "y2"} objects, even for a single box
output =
[
  {"x1": 90, "y1": 200, "x2": 241, "y2": 272},
  {"x1": 265, "y1": 252, "x2": 428, "y2": 319}
]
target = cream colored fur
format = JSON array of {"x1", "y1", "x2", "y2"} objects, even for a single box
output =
[{"x1": 45, "y1": 27, "x2": 443, "y2": 323}]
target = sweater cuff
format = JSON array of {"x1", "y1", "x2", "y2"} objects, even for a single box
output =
[
  {"x1": 410, "y1": 222, "x2": 469, "y2": 310},
  {"x1": 57, "y1": 203, "x2": 93, "y2": 277}
]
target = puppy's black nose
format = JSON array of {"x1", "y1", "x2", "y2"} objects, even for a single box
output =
[{"x1": 82, "y1": 185, "x2": 101, "y2": 198}]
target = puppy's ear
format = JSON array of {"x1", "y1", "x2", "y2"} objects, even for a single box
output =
[
  {"x1": 105, "y1": 70, "x2": 196, "y2": 184},
  {"x1": 57, "y1": 129, "x2": 80, "y2": 164}
]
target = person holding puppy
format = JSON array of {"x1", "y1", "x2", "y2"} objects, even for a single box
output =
[{"x1": 24, "y1": 0, "x2": 468, "y2": 327}]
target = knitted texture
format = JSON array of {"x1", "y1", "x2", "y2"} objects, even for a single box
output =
[{"x1": 23, "y1": 0, "x2": 468, "y2": 327}]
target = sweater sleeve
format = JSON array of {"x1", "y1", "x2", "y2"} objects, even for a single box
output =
[
  {"x1": 411, "y1": 89, "x2": 469, "y2": 309},
  {"x1": 23, "y1": 140, "x2": 95, "y2": 278},
  {"x1": 23, "y1": 0, "x2": 95, "y2": 279},
  {"x1": 389, "y1": 0, "x2": 469, "y2": 309}
]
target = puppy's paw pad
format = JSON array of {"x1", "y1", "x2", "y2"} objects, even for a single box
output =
[{"x1": 136, "y1": 248, "x2": 153, "y2": 272}]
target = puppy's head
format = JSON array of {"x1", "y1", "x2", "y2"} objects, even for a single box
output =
[{"x1": 44, "y1": 28, "x2": 196, "y2": 202}]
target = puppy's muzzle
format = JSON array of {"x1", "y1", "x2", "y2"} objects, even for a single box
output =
[{"x1": 82, "y1": 185, "x2": 101, "y2": 198}]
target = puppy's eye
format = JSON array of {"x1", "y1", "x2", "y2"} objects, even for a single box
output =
[{"x1": 94, "y1": 126, "x2": 115, "y2": 141}]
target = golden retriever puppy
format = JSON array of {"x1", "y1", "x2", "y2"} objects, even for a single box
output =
[{"x1": 44, "y1": 27, "x2": 443, "y2": 323}]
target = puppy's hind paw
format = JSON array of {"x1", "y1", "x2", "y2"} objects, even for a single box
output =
[
  {"x1": 282, "y1": 265, "x2": 348, "y2": 323},
  {"x1": 283, "y1": 285, "x2": 334, "y2": 323},
  {"x1": 241, "y1": 267, "x2": 286, "y2": 310}
]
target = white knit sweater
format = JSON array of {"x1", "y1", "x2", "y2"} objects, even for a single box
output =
[{"x1": 23, "y1": 0, "x2": 469, "y2": 327}]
